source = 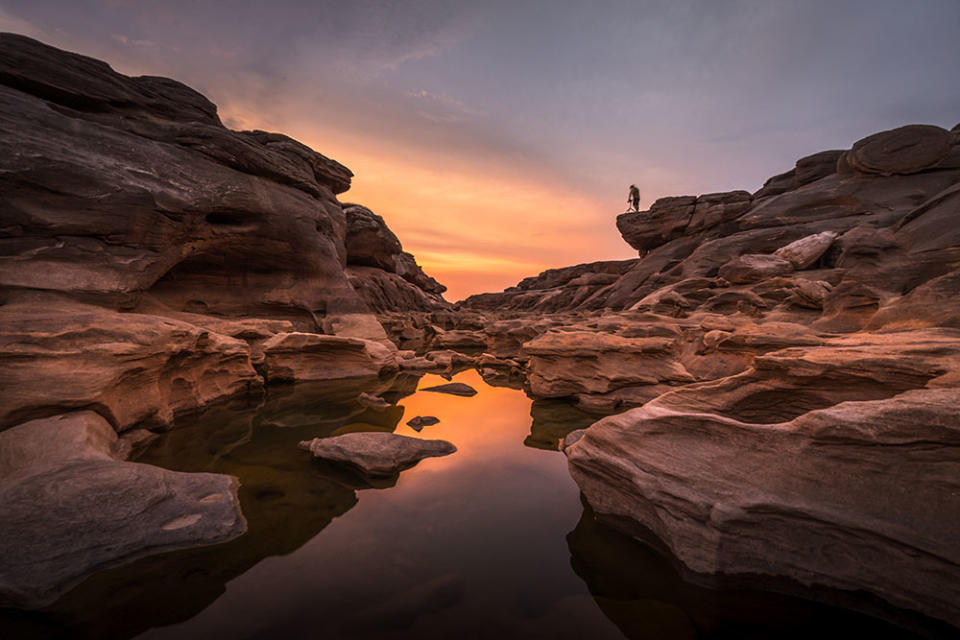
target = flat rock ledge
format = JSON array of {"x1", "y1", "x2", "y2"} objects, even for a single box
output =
[{"x1": 298, "y1": 432, "x2": 456, "y2": 476}]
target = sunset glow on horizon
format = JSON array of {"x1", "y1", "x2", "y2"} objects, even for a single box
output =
[{"x1": 5, "y1": 0, "x2": 958, "y2": 301}]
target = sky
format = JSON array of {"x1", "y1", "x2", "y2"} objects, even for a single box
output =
[{"x1": 2, "y1": 1, "x2": 959, "y2": 301}]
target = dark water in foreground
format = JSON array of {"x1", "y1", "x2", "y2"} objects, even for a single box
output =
[{"x1": 3, "y1": 370, "x2": 949, "y2": 639}]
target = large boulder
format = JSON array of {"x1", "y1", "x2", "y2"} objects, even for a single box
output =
[
  {"x1": 563, "y1": 330, "x2": 960, "y2": 626},
  {"x1": 774, "y1": 231, "x2": 838, "y2": 269},
  {"x1": 718, "y1": 254, "x2": 794, "y2": 283},
  {"x1": 849, "y1": 124, "x2": 952, "y2": 176},
  {"x1": 617, "y1": 196, "x2": 697, "y2": 254},
  {"x1": 524, "y1": 330, "x2": 694, "y2": 399},
  {"x1": 0, "y1": 411, "x2": 246, "y2": 608},
  {"x1": 0, "y1": 33, "x2": 366, "y2": 325},
  {"x1": 342, "y1": 204, "x2": 403, "y2": 271},
  {"x1": 564, "y1": 387, "x2": 960, "y2": 627}
]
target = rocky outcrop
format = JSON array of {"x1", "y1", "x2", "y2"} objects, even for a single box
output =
[
  {"x1": 564, "y1": 382, "x2": 960, "y2": 626},
  {"x1": 0, "y1": 34, "x2": 453, "y2": 612},
  {"x1": 0, "y1": 300, "x2": 262, "y2": 431},
  {"x1": 298, "y1": 432, "x2": 456, "y2": 476},
  {"x1": 454, "y1": 118, "x2": 960, "y2": 627},
  {"x1": 462, "y1": 122, "x2": 960, "y2": 319},
  {"x1": 259, "y1": 332, "x2": 397, "y2": 383},
  {"x1": 342, "y1": 204, "x2": 449, "y2": 312},
  {"x1": 0, "y1": 411, "x2": 246, "y2": 607},
  {"x1": 0, "y1": 33, "x2": 364, "y2": 323},
  {"x1": 460, "y1": 260, "x2": 637, "y2": 312},
  {"x1": 524, "y1": 331, "x2": 693, "y2": 408}
]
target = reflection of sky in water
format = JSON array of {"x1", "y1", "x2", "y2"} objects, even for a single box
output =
[
  {"x1": 7, "y1": 370, "x2": 941, "y2": 638},
  {"x1": 137, "y1": 369, "x2": 624, "y2": 639}
]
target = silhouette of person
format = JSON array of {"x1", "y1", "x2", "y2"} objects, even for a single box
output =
[{"x1": 627, "y1": 184, "x2": 640, "y2": 212}]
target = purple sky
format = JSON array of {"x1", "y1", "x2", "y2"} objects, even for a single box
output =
[{"x1": 3, "y1": 0, "x2": 958, "y2": 299}]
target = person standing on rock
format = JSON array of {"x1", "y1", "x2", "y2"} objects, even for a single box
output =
[{"x1": 627, "y1": 184, "x2": 640, "y2": 212}]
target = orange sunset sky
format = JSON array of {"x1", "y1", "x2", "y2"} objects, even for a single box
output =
[{"x1": 4, "y1": 1, "x2": 958, "y2": 300}]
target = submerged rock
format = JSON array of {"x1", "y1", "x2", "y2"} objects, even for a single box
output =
[
  {"x1": 0, "y1": 411, "x2": 246, "y2": 608},
  {"x1": 298, "y1": 433, "x2": 456, "y2": 476},
  {"x1": 406, "y1": 416, "x2": 440, "y2": 431},
  {"x1": 421, "y1": 382, "x2": 478, "y2": 397}
]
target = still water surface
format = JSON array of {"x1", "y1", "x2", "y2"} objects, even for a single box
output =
[{"x1": 4, "y1": 370, "x2": 939, "y2": 638}]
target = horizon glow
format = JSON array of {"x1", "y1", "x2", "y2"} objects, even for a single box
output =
[{"x1": 2, "y1": 0, "x2": 958, "y2": 301}]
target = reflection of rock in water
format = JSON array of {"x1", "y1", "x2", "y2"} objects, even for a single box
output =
[
  {"x1": 566, "y1": 504, "x2": 954, "y2": 640},
  {"x1": 525, "y1": 400, "x2": 600, "y2": 451},
  {"x1": 1, "y1": 374, "x2": 421, "y2": 639}
]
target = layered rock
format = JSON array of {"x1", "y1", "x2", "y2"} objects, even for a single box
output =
[
  {"x1": 462, "y1": 122, "x2": 960, "y2": 319},
  {"x1": 0, "y1": 34, "x2": 449, "y2": 611},
  {"x1": 0, "y1": 300, "x2": 262, "y2": 431},
  {"x1": 259, "y1": 332, "x2": 397, "y2": 383},
  {"x1": 564, "y1": 380, "x2": 960, "y2": 626},
  {"x1": 342, "y1": 204, "x2": 449, "y2": 312}
]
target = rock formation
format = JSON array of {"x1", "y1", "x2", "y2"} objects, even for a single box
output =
[
  {"x1": 298, "y1": 432, "x2": 456, "y2": 476},
  {"x1": 0, "y1": 411, "x2": 246, "y2": 607},
  {"x1": 397, "y1": 119, "x2": 960, "y2": 627},
  {"x1": 342, "y1": 204, "x2": 449, "y2": 313},
  {"x1": 2, "y1": 32, "x2": 959, "y2": 632},
  {"x1": 0, "y1": 33, "x2": 448, "y2": 431},
  {"x1": 0, "y1": 34, "x2": 447, "y2": 606}
]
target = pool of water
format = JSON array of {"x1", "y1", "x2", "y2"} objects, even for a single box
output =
[{"x1": 2, "y1": 370, "x2": 946, "y2": 639}]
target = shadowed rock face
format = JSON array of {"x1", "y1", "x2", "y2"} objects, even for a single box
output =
[
  {"x1": 342, "y1": 204, "x2": 449, "y2": 313},
  {"x1": 0, "y1": 411, "x2": 246, "y2": 608},
  {"x1": 0, "y1": 34, "x2": 450, "y2": 615},
  {"x1": 0, "y1": 33, "x2": 363, "y2": 322}
]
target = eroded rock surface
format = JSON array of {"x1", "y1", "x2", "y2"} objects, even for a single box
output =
[
  {"x1": 343, "y1": 204, "x2": 449, "y2": 312},
  {"x1": 298, "y1": 432, "x2": 456, "y2": 476}
]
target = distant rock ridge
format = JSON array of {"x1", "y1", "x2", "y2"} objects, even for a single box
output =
[
  {"x1": 408, "y1": 118, "x2": 960, "y2": 628},
  {"x1": 461, "y1": 121, "x2": 960, "y2": 322}
]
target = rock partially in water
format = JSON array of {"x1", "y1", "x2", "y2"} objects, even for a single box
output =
[
  {"x1": 524, "y1": 330, "x2": 693, "y2": 398},
  {"x1": 260, "y1": 332, "x2": 397, "y2": 383},
  {"x1": 406, "y1": 416, "x2": 440, "y2": 431},
  {"x1": 298, "y1": 433, "x2": 456, "y2": 476},
  {"x1": 564, "y1": 332, "x2": 960, "y2": 627},
  {"x1": 421, "y1": 382, "x2": 478, "y2": 397},
  {"x1": 358, "y1": 392, "x2": 391, "y2": 411},
  {"x1": 0, "y1": 300, "x2": 262, "y2": 431},
  {"x1": 0, "y1": 411, "x2": 246, "y2": 608}
]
